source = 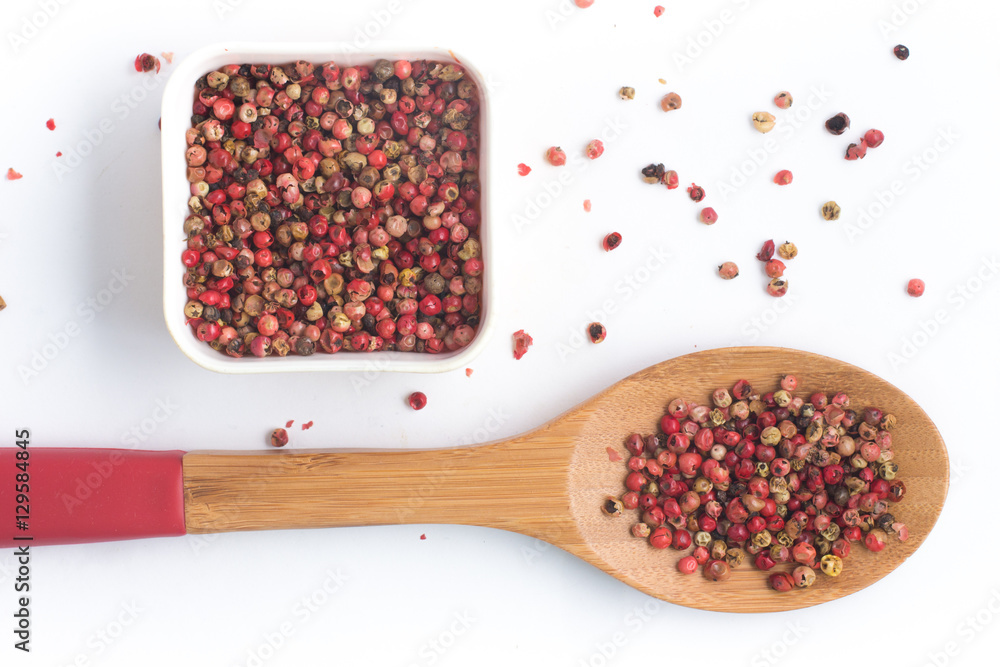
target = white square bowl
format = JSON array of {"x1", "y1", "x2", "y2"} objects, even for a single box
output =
[{"x1": 161, "y1": 44, "x2": 493, "y2": 373}]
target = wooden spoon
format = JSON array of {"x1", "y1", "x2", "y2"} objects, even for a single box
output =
[{"x1": 181, "y1": 347, "x2": 948, "y2": 612}]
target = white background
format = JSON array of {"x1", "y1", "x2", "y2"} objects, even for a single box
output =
[{"x1": 1, "y1": 0, "x2": 999, "y2": 665}]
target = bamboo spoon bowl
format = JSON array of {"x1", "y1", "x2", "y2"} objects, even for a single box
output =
[{"x1": 183, "y1": 347, "x2": 948, "y2": 612}]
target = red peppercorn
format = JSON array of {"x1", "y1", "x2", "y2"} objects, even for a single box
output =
[
  {"x1": 135, "y1": 53, "x2": 161, "y2": 73},
  {"x1": 517, "y1": 163, "x2": 531, "y2": 176},
  {"x1": 765, "y1": 259, "x2": 786, "y2": 278},
  {"x1": 654, "y1": 5, "x2": 665, "y2": 17},
  {"x1": 602, "y1": 232, "x2": 623, "y2": 251},
  {"x1": 408, "y1": 392, "x2": 428, "y2": 411},
  {"x1": 864, "y1": 129, "x2": 885, "y2": 148},
  {"x1": 906, "y1": 278, "x2": 925, "y2": 297},
  {"x1": 704, "y1": 560, "x2": 731, "y2": 582},
  {"x1": 773, "y1": 170, "x2": 793, "y2": 185},
  {"x1": 687, "y1": 183, "x2": 705, "y2": 202},
  {"x1": 649, "y1": 527, "x2": 672, "y2": 549},
  {"x1": 756, "y1": 240, "x2": 775, "y2": 262},
  {"x1": 845, "y1": 140, "x2": 868, "y2": 160},
  {"x1": 769, "y1": 572, "x2": 795, "y2": 592},
  {"x1": 269, "y1": 428, "x2": 289, "y2": 448},
  {"x1": 677, "y1": 556, "x2": 697, "y2": 574},
  {"x1": 512, "y1": 329, "x2": 533, "y2": 360}
]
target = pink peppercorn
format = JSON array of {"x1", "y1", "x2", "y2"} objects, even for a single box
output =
[
  {"x1": 545, "y1": 147, "x2": 567, "y2": 166},
  {"x1": 518, "y1": 163, "x2": 531, "y2": 176},
  {"x1": 845, "y1": 140, "x2": 868, "y2": 160},
  {"x1": 585, "y1": 139, "x2": 604, "y2": 159},
  {"x1": 513, "y1": 330, "x2": 533, "y2": 360},
  {"x1": 773, "y1": 170, "x2": 793, "y2": 185},
  {"x1": 699, "y1": 207, "x2": 718, "y2": 225},
  {"x1": 408, "y1": 392, "x2": 428, "y2": 410},
  {"x1": 907, "y1": 279, "x2": 925, "y2": 297},
  {"x1": 654, "y1": 5, "x2": 665, "y2": 17}
]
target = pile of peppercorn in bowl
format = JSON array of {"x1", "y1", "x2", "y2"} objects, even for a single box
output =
[{"x1": 162, "y1": 45, "x2": 494, "y2": 374}]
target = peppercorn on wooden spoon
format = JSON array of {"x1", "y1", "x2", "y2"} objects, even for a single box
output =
[{"x1": 0, "y1": 347, "x2": 947, "y2": 612}]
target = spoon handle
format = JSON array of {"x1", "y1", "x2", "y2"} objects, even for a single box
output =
[{"x1": 182, "y1": 437, "x2": 574, "y2": 543}]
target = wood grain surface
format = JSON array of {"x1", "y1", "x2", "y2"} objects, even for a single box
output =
[{"x1": 183, "y1": 347, "x2": 948, "y2": 612}]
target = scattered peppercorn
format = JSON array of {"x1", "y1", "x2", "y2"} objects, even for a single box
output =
[
  {"x1": 752, "y1": 111, "x2": 776, "y2": 133},
  {"x1": 588, "y1": 322, "x2": 607, "y2": 344},
  {"x1": 766, "y1": 277, "x2": 789, "y2": 297},
  {"x1": 825, "y1": 113, "x2": 850, "y2": 135},
  {"x1": 603, "y1": 232, "x2": 623, "y2": 251},
  {"x1": 864, "y1": 129, "x2": 885, "y2": 148},
  {"x1": 698, "y1": 207, "x2": 718, "y2": 225},
  {"x1": 134, "y1": 53, "x2": 161, "y2": 73},
  {"x1": 661, "y1": 92, "x2": 682, "y2": 112},
  {"x1": 687, "y1": 184, "x2": 705, "y2": 202},
  {"x1": 583, "y1": 199, "x2": 592, "y2": 212},
  {"x1": 845, "y1": 140, "x2": 868, "y2": 160},
  {"x1": 0, "y1": 294, "x2": 6, "y2": 311},
  {"x1": 465, "y1": 368, "x2": 473, "y2": 377},
  {"x1": 408, "y1": 391, "x2": 428, "y2": 411},
  {"x1": 546, "y1": 146, "x2": 567, "y2": 166},
  {"x1": 641, "y1": 163, "x2": 666, "y2": 184},
  {"x1": 718, "y1": 262, "x2": 739, "y2": 280},
  {"x1": 777, "y1": 242, "x2": 798, "y2": 260},
  {"x1": 662, "y1": 170, "x2": 679, "y2": 189},
  {"x1": 773, "y1": 92, "x2": 793, "y2": 109},
  {"x1": 518, "y1": 163, "x2": 531, "y2": 176},
  {"x1": 906, "y1": 279, "x2": 925, "y2": 297},
  {"x1": 6, "y1": 168, "x2": 22, "y2": 181},
  {"x1": 619, "y1": 86, "x2": 636, "y2": 100},
  {"x1": 269, "y1": 428, "x2": 289, "y2": 448},
  {"x1": 773, "y1": 170, "x2": 793, "y2": 185},
  {"x1": 765, "y1": 259, "x2": 786, "y2": 278},
  {"x1": 756, "y1": 239, "x2": 775, "y2": 262},
  {"x1": 513, "y1": 330, "x2": 533, "y2": 360},
  {"x1": 821, "y1": 201, "x2": 841, "y2": 221},
  {"x1": 46, "y1": 118, "x2": 56, "y2": 131},
  {"x1": 586, "y1": 139, "x2": 605, "y2": 159},
  {"x1": 893, "y1": 44, "x2": 910, "y2": 60}
]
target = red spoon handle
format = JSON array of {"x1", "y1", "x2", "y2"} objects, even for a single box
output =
[{"x1": 0, "y1": 448, "x2": 186, "y2": 547}]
